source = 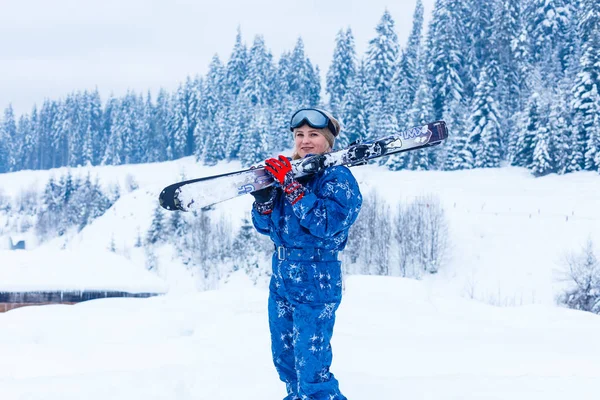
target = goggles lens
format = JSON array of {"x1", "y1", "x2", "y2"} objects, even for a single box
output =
[{"x1": 290, "y1": 108, "x2": 338, "y2": 136}]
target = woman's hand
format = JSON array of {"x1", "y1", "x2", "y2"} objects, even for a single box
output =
[
  {"x1": 264, "y1": 155, "x2": 293, "y2": 185},
  {"x1": 264, "y1": 155, "x2": 305, "y2": 205}
]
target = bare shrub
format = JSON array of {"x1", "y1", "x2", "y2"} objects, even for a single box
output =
[
  {"x1": 394, "y1": 194, "x2": 449, "y2": 278},
  {"x1": 559, "y1": 238, "x2": 600, "y2": 314},
  {"x1": 346, "y1": 190, "x2": 392, "y2": 275}
]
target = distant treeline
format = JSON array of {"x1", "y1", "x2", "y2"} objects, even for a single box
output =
[{"x1": 0, "y1": 0, "x2": 598, "y2": 176}]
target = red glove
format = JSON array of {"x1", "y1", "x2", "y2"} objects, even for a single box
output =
[
  {"x1": 264, "y1": 155, "x2": 305, "y2": 205},
  {"x1": 264, "y1": 155, "x2": 293, "y2": 185}
]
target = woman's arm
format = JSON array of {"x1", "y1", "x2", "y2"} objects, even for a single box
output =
[
  {"x1": 251, "y1": 206, "x2": 272, "y2": 236},
  {"x1": 290, "y1": 166, "x2": 362, "y2": 238}
]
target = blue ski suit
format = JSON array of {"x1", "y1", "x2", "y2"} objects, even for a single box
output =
[{"x1": 252, "y1": 165, "x2": 362, "y2": 400}]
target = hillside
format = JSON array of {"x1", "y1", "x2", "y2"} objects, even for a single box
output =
[{"x1": 1, "y1": 158, "x2": 599, "y2": 305}]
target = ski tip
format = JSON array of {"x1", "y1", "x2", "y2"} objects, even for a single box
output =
[{"x1": 159, "y1": 186, "x2": 182, "y2": 212}]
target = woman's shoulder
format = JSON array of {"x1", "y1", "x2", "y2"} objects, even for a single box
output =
[{"x1": 320, "y1": 165, "x2": 358, "y2": 182}]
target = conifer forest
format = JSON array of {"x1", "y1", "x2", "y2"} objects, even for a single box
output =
[{"x1": 0, "y1": 0, "x2": 598, "y2": 177}]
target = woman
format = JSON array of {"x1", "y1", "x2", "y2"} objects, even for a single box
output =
[{"x1": 251, "y1": 108, "x2": 362, "y2": 400}]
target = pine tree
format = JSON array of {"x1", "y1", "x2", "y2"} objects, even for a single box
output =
[
  {"x1": 339, "y1": 60, "x2": 369, "y2": 149},
  {"x1": 529, "y1": 87, "x2": 556, "y2": 176},
  {"x1": 147, "y1": 204, "x2": 166, "y2": 245},
  {"x1": 397, "y1": 0, "x2": 425, "y2": 113},
  {"x1": 282, "y1": 37, "x2": 321, "y2": 107},
  {"x1": 527, "y1": 0, "x2": 571, "y2": 72},
  {"x1": 466, "y1": 67, "x2": 502, "y2": 168},
  {"x1": 426, "y1": 0, "x2": 466, "y2": 120},
  {"x1": 231, "y1": 216, "x2": 264, "y2": 279},
  {"x1": 224, "y1": 101, "x2": 250, "y2": 160},
  {"x1": 441, "y1": 96, "x2": 470, "y2": 170},
  {"x1": 512, "y1": 87, "x2": 542, "y2": 169},
  {"x1": 365, "y1": 10, "x2": 400, "y2": 109},
  {"x1": 14, "y1": 114, "x2": 31, "y2": 171},
  {"x1": 583, "y1": 84, "x2": 600, "y2": 172},
  {"x1": 238, "y1": 107, "x2": 270, "y2": 167},
  {"x1": 240, "y1": 35, "x2": 275, "y2": 107},
  {"x1": 493, "y1": 0, "x2": 525, "y2": 155},
  {"x1": 1, "y1": 105, "x2": 18, "y2": 172},
  {"x1": 226, "y1": 27, "x2": 248, "y2": 97},
  {"x1": 404, "y1": 73, "x2": 435, "y2": 170},
  {"x1": 571, "y1": 0, "x2": 600, "y2": 171},
  {"x1": 200, "y1": 55, "x2": 228, "y2": 164},
  {"x1": 326, "y1": 28, "x2": 357, "y2": 116}
]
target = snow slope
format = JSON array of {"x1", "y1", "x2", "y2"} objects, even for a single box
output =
[
  {"x1": 2, "y1": 158, "x2": 599, "y2": 305},
  {"x1": 0, "y1": 274, "x2": 599, "y2": 400}
]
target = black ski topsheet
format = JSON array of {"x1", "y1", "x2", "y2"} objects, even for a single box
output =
[{"x1": 159, "y1": 120, "x2": 448, "y2": 212}]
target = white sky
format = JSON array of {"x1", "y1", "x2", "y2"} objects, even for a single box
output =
[{"x1": 0, "y1": 0, "x2": 434, "y2": 116}]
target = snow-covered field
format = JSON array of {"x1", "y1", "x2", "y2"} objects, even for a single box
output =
[
  {"x1": 1, "y1": 157, "x2": 599, "y2": 303},
  {"x1": 1, "y1": 274, "x2": 600, "y2": 400},
  {"x1": 1, "y1": 158, "x2": 600, "y2": 399}
]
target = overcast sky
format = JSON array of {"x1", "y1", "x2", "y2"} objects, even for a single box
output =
[{"x1": 1, "y1": 0, "x2": 434, "y2": 116}]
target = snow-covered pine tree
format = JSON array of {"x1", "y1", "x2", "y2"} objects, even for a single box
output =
[
  {"x1": 441, "y1": 96, "x2": 470, "y2": 170},
  {"x1": 35, "y1": 176, "x2": 58, "y2": 239},
  {"x1": 527, "y1": 0, "x2": 571, "y2": 77},
  {"x1": 226, "y1": 27, "x2": 248, "y2": 98},
  {"x1": 240, "y1": 35, "x2": 275, "y2": 108},
  {"x1": 231, "y1": 215, "x2": 269, "y2": 282},
  {"x1": 201, "y1": 55, "x2": 228, "y2": 165},
  {"x1": 102, "y1": 97, "x2": 125, "y2": 166},
  {"x1": 583, "y1": 84, "x2": 600, "y2": 172},
  {"x1": 286, "y1": 38, "x2": 320, "y2": 107},
  {"x1": 529, "y1": 87, "x2": 556, "y2": 176},
  {"x1": 369, "y1": 101, "x2": 400, "y2": 163},
  {"x1": 34, "y1": 100, "x2": 52, "y2": 170},
  {"x1": 512, "y1": 81, "x2": 542, "y2": 169},
  {"x1": 148, "y1": 89, "x2": 170, "y2": 162},
  {"x1": 147, "y1": 204, "x2": 166, "y2": 245},
  {"x1": 267, "y1": 97, "x2": 295, "y2": 154},
  {"x1": 403, "y1": 71, "x2": 435, "y2": 171},
  {"x1": 11, "y1": 114, "x2": 30, "y2": 171},
  {"x1": 20, "y1": 107, "x2": 38, "y2": 171},
  {"x1": 224, "y1": 100, "x2": 250, "y2": 160},
  {"x1": 365, "y1": 10, "x2": 400, "y2": 110},
  {"x1": 238, "y1": 107, "x2": 270, "y2": 167},
  {"x1": 1, "y1": 105, "x2": 18, "y2": 172},
  {"x1": 492, "y1": 0, "x2": 524, "y2": 157},
  {"x1": 167, "y1": 82, "x2": 192, "y2": 160},
  {"x1": 466, "y1": 66, "x2": 502, "y2": 169},
  {"x1": 326, "y1": 28, "x2": 357, "y2": 117},
  {"x1": 338, "y1": 60, "x2": 370, "y2": 150},
  {"x1": 571, "y1": 0, "x2": 600, "y2": 171},
  {"x1": 426, "y1": 0, "x2": 466, "y2": 120},
  {"x1": 397, "y1": 0, "x2": 424, "y2": 114}
]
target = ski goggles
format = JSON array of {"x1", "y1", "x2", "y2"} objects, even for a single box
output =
[{"x1": 289, "y1": 108, "x2": 339, "y2": 136}]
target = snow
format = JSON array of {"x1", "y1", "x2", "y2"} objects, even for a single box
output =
[
  {"x1": 1, "y1": 274, "x2": 599, "y2": 399},
  {"x1": 2, "y1": 158, "x2": 600, "y2": 301},
  {"x1": 0, "y1": 248, "x2": 166, "y2": 293},
  {"x1": 1, "y1": 159, "x2": 600, "y2": 398}
]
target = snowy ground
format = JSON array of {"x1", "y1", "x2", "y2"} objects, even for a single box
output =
[
  {"x1": 1, "y1": 159, "x2": 600, "y2": 399},
  {"x1": 2, "y1": 157, "x2": 599, "y2": 304},
  {"x1": 1, "y1": 273, "x2": 599, "y2": 400}
]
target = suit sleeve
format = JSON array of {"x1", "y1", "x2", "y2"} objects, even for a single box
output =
[
  {"x1": 251, "y1": 207, "x2": 271, "y2": 236},
  {"x1": 290, "y1": 166, "x2": 362, "y2": 238}
]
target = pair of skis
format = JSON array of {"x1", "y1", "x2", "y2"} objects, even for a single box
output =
[{"x1": 159, "y1": 121, "x2": 448, "y2": 212}]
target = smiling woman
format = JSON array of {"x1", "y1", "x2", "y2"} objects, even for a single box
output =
[
  {"x1": 249, "y1": 107, "x2": 362, "y2": 400},
  {"x1": 290, "y1": 108, "x2": 340, "y2": 159}
]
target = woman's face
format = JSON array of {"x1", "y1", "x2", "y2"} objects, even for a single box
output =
[{"x1": 293, "y1": 125, "x2": 330, "y2": 158}]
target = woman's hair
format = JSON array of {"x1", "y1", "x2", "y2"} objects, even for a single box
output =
[{"x1": 291, "y1": 111, "x2": 341, "y2": 160}]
